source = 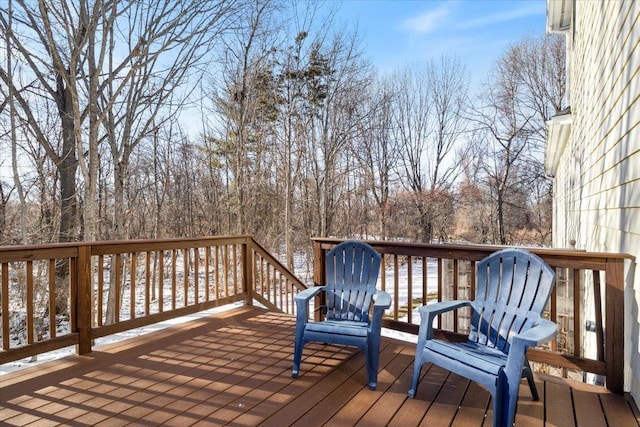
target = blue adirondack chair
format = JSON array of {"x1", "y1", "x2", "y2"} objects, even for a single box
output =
[
  {"x1": 292, "y1": 240, "x2": 391, "y2": 390},
  {"x1": 408, "y1": 248, "x2": 557, "y2": 427}
]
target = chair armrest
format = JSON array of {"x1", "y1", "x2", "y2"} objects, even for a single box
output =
[
  {"x1": 294, "y1": 286, "x2": 326, "y2": 323},
  {"x1": 511, "y1": 318, "x2": 558, "y2": 348},
  {"x1": 369, "y1": 290, "x2": 391, "y2": 331},
  {"x1": 506, "y1": 319, "x2": 558, "y2": 379},
  {"x1": 373, "y1": 290, "x2": 391, "y2": 309},
  {"x1": 417, "y1": 300, "x2": 471, "y2": 318},
  {"x1": 416, "y1": 300, "x2": 472, "y2": 341},
  {"x1": 295, "y1": 285, "x2": 325, "y2": 302}
]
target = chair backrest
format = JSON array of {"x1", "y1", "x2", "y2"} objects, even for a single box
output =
[
  {"x1": 325, "y1": 240, "x2": 382, "y2": 322},
  {"x1": 468, "y1": 248, "x2": 556, "y2": 353}
]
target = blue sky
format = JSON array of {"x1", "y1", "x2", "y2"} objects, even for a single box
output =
[{"x1": 325, "y1": 0, "x2": 547, "y2": 84}]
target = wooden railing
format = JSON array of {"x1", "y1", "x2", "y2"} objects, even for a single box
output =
[
  {"x1": 1, "y1": 236, "x2": 634, "y2": 394},
  {"x1": 0, "y1": 236, "x2": 306, "y2": 364},
  {"x1": 313, "y1": 238, "x2": 635, "y2": 393}
]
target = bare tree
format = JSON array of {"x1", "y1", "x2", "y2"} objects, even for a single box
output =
[
  {"x1": 4, "y1": 0, "x2": 27, "y2": 244},
  {"x1": 391, "y1": 64, "x2": 431, "y2": 241},
  {"x1": 353, "y1": 78, "x2": 399, "y2": 239},
  {"x1": 301, "y1": 32, "x2": 374, "y2": 238},
  {"x1": 512, "y1": 34, "x2": 566, "y2": 134},
  {"x1": 100, "y1": 1, "x2": 243, "y2": 241},
  {"x1": 276, "y1": 30, "x2": 310, "y2": 267},
  {"x1": 426, "y1": 56, "x2": 469, "y2": 192},
  {"x1": 1, "y1": 0, "x2": 247, "y2": 243},
  {"x1": 210, "y1": 0, "x2": 283, "y2": 239},
  {"x1": 469, "y1": 34, "x2": 565, "y2": 244},
  {"x1": 390, "y1": 57, "x2": 468, "y2": 242},
  {"x1": 0, "y1": 1, "x2": 86, "y2": 243}
]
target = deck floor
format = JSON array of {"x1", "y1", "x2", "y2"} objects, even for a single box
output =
[{"x1": 1, "y1": 306, "x2": 639, "y2": 426}]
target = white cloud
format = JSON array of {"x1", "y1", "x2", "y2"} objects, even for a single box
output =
[
  {"x1": 455, "y1": 3, "x2": 543, "y2": 30},
  {"x1": 401, "y1": 4, "x2": 451, "y2": 34}
]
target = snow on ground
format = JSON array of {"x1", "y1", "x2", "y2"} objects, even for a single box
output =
[{"x1": 1, "y1": 258, "x2": 437, "y2": 376}]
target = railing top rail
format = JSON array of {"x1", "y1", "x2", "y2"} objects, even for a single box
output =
[
  {"x1": 0, "y1": 235, "x2": 255, "y2": 257},
  {"x1": 312, "y1": 238, "x2": 636, "y2": 266},
  {"x1": 0, "y1": 246, "x2": 79, "y2": 263},
  {"x1": 89, "y1": 236, "x2": 252, "y2": 255},
  {"x1": 249, "y1": 239, "x2": 307, "y2": 291}
]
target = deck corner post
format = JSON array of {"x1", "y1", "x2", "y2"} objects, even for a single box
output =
[
  {"x1": 605, "y1": 258, "x2": 625, "y2": 393},
  {"x1": 312, "y1": 240, "x2": 327, "y2": 322},
  {"x1": 76, "y1": 245, "x2": 92, "y2": 355}
]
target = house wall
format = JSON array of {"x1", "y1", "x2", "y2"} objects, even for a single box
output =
[{"x1": 551, "y1": 0, "x2": 639, "y2": 403}]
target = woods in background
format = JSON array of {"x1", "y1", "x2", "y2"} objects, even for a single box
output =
[{"x1": 0, "y1": 1, "x2": 565, "y2": 269}]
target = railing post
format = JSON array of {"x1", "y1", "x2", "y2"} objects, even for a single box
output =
[
  {"x1": 605, "y1": 258, "x2": 625, "y2": 393},
  {"x1": 76, "y1": 245, "x2": 92, "y2": 355},
  {"x1": 244, "y1": 239, "x2": 254, "y2": 306},
  {"x1": 313, "y1": 241, "x2": 326, "y2": 322}
]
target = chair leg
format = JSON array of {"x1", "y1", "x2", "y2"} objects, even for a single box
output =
[
  {"x1": 494, "y1": 375, "x2": 520, "y2": 427},
  {"x1": 407, "y1": 358, "x2": 422, "y2": 398},
  {"x1": 365, "y1": 344, "x2": 377, "y2": 390},
  {"x1": 493, "y1": 379, "x2": 508, "y2": 427},
  {"x1": 522, "y1": 359, "x2": 539, "y2": 401},
  {"x1": 292, "y1": 339, "x2": 303, "y2": 378}
]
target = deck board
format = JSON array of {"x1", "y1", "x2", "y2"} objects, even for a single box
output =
[
  {"x1": 512, "y1": 379, "x2": 544, "y2": 427},
  {"x1": 545, "y1": 380, "x2": 575, "y2": 427},
  {"x1": 1, "y1": 306, "x2": 638, "y2": 426},
  {"x1": 573, "y1": 387, "x2": 607, "y2": 427},
  {"x1": 451, "y1": 380, "x2": 491, "y2": 427},
  {"x1": 420, "y1": 371, "x2": 471, "y2": 426}
]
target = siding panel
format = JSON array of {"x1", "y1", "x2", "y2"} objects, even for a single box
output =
[{"x1": 548, "y1": 0, "x2": 640, "y2": 405}]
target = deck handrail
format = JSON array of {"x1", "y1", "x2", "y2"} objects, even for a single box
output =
[
  {"x1": 1, "y1": 236, "x2": 634, "y2": 394},
  {"x1": 0, "y1": 236, "x2": 306, "y2": 365},
  {"x1": 313, "y1": 238, "x2": 635, "y2": 394}
]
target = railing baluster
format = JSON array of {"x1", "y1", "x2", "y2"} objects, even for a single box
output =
[
  {"x1": 145, "y1": 251, "x2": 151, "y2": 316},
  {"x1": 422, "y1": 257, "x2": 427, "y2": 310},
  {"x1": 1, "y1": 263, "x2": 8, "y2": 350},
  {"x1": 98, "y1": 255, "x2": 104, "y2": 326},
  {"x1": 437, "y1": 258, "x2": 443, "y2": 330},
  {"x1": 393, "y1": 255, "x2": 399, "y2": 321},
  {"x1": 194, "y1": 248, "x2": 199, "y2": 304},
  {"x1": 115, "y1": 254, "x2": 121, "y2": 323},
  {"x1": 380, "y1": 253, "x2": 386, "y2": 294},
  {"x1": 214, "y1": 245, "x2": 219, "y2": 299},
  {"x1": 171, "y1": 249, "x2": 177, "y2": 309},
  {"x1": 131, "y1": 252, "x2": 137, "y2": 319},
  {"x1": 593, "y1": 270, "x2": 604, "y2": 362},
  {"x1": 453, "y1": 259, "x2": 459, "y2": 333},
  {"x1": 407, "y1": 256, "x2": 413, "y2": 324},
  {"x1": 49, "y1": 259, "x2": 56, "y2": 339},
  {"x1": 204, "y1": 247, "x2": 210, "y2": 301},
  {"x1": 233, "y1": 244, "x2": 239, "y2": 295},
  {"x1": 158, "y1": 250, "x2": 164, "y2": 313},
  {"x1": 550, "y1": 268, "x2": 558, "y2": 353},
  {"x1": 183, "y1": 248, "x2": 189, "y2": 307},
  {"x1": 26, "y1": 261, "x2": 34, "y2": 345},
  {"x1": 470, "y1": 261, "x2": 476, "y2": 301},
  {"x1": 223, "y1": 245, "x2": 229, "y2": 298},
  {"x1": 573, "y1": 269, "x2": 581, "y2": 358},
  {"x1": 69, "y1": 257, "x2": 77, "y2": 334},
  {"x1": 272, "y1": 264, "x2": 277, "y2": 305}
]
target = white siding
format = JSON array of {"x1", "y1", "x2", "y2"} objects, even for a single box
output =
[{"x1": 550, "y1": 0, "x2": 640, "y2": 403}]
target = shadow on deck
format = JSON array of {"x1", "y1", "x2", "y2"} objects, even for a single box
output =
[{"x1": 1, "y1": 306, "x2": 638, "y2": 426}]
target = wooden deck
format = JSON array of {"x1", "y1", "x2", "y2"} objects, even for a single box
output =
[{"x1": 1, "y1": 306, "x2": 638, "y2": 426}]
